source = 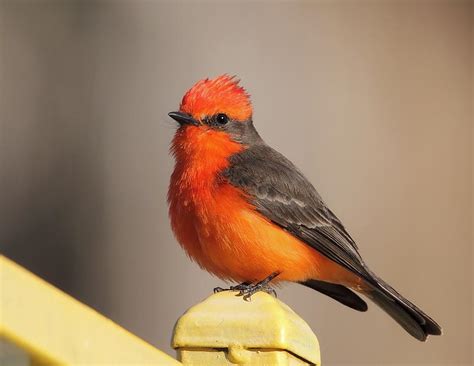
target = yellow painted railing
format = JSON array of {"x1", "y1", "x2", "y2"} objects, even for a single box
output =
[
  {"x1": 0, "y1": 255, "x2": 180, "y2": 366},
  {"x1": 0, "y1": 255, "x2": 320, "y2": 365}
]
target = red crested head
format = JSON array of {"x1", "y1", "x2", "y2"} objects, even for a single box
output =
[{"x1": 179, "y1": 75, "x2": 252, "y2": 122}]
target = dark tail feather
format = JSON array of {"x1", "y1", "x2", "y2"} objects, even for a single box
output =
[
  {"x1": 301, "y1": 279, "x2": 368, "y2": 312},
  {"x1": 365, "y1": 274, "x2": 442, "y2": 341}
]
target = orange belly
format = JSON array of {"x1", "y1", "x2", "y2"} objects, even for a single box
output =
[{"x1": 169, "y1": 180, "x2": 360, "y2": 287}]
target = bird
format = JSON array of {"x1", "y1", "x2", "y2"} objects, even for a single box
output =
[{"x1": 167, "y1": 74, "x2": 442, "y2": 341}]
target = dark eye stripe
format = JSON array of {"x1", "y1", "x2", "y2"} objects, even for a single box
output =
[{"x1": 203, "y1": 113, "x2": 230, "y2": 127}]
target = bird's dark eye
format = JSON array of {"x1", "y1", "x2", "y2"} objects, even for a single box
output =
[{"x1": 215, "y1": 113, "x2": 229, "y2": 125}]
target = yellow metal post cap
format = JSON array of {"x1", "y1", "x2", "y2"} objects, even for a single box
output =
[{"x1": 173, "y1": 291, "x2": 321, "y2": 365}]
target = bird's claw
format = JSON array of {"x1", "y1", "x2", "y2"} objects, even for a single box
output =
[
  {"x1": 214, "y1": 272, "x2": 280, "y2": 301},
  {"x1": 237, "y1": 284, "x2": 277, "y2": 301},
  {"x1": 236, "y1": 272, "x2": 280, "y2": 301},
  {"x1": 213, "y1": 282, "x2": 251, "y2": 294}
]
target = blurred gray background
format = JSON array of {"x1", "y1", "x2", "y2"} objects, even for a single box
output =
[{"x1": 0, "y1": 1, "x2": 472, "y2": 365}]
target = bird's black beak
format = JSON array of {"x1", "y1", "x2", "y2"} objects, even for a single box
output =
[{"x1": 168, "y1": 111, "x2": 199, "y2": 126}]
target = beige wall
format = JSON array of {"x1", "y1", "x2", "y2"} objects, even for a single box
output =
[{"x1": 0, "y1": 1, "x2": 472, "y2": 365}]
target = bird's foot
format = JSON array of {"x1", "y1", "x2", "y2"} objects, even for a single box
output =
[
  {"x1": 213, "y1": 282, "x2": 251, "y2": 294},
  {"x1": 235, "y1": 272, "x2": 280, "y2": 301}
]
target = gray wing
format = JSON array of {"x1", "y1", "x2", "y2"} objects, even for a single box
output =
[
  {"x1": 225, "y1": 144, "x2": 443, "y2": 340},
  {"x1": 223, "y1": 143, "x2": 373, "y2": 284}
]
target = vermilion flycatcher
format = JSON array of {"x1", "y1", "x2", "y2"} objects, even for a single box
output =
[{"x1": 168, "y1": 75, "x2": 441, "y2": 341}]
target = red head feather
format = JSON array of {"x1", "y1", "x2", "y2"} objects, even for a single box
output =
[{"x1": 179, "y1": 75, "x2": 252, "y2": 122}]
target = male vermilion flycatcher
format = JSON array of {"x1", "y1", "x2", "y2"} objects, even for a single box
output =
[{"x1": 167, "y1": 75, "x2": 441, "y2": 341}]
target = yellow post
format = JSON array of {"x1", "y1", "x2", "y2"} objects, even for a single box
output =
[{"x1": 173, "y1": 291, "x2": 321, "y2": 366}]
